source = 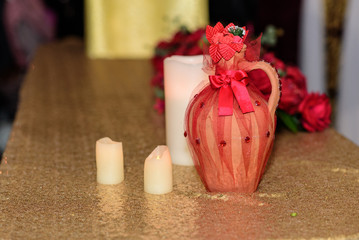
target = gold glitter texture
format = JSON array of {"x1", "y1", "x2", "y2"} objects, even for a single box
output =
[{"x1": 0, "y1": 40, "x2": 358, "y2": 239}]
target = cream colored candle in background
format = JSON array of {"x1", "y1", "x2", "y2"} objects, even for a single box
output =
[
  {"x1": 96, "y1": 137, "x2": 124, "y2": 184},
  {"x1": 164, "y1": 55, "x2": 208, "y2": 166},
  {"x1": 144, "y1": 145, "x2": 173, "y2": 194}
]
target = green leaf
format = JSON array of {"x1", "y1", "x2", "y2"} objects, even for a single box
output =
[
  {"x1": 179, "y1": 25, "x2": 190, "y2": 34},
  {"x1": 276, "y1": 109, "x2": 299, "y2": 133},
  {"x1": 155, "y1": 48, "x2": 170, "y2": 57},
  {"x1": 228, "y1": 26, "x2": 245, "y2": 37},
  {"x1": 261, "y1": 25, "x2": 278, "y2": 47},
  {"x1": 154, "y1": 87, "x2": 164, "y2": 99},
  {"x1": 200, "y1": 34, "x2": 209, "y2": 48},
  {"x1": 277, "y1": 69, "x2": 286, "y2": 77}
]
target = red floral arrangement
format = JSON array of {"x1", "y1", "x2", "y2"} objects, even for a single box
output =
[
  {"x1": 150, "y1": 25, "x2": 331, "y2": 132},
  {"x1": 249, "y1": 52, "x2": 331, "y2": 132}
]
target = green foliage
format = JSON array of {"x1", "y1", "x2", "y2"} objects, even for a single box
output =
[
  {"x1": 155, "y1": 48, "x2": 169, "y2": 57},
  {"x1": 201, "y1": 34, "x2": 209, "y2": 46},
  {"x1": 276, "y1": 109, "x2": 300, "y2": 133},
  {"x1": 277, "y1": 69, "x2": 286, "y2": 77},
  {"x1": 154, "y1": 87, "x2": 164, "y2": 99},
  {"x1": 179, "y1": 25, "x2": 190, "y2": 34},
  {"x1": 228, "y1": 26, "x2": 245, "y2": 37},
  {"x1": 261, "y1": 25, "x2": 279, "y2": 47}
]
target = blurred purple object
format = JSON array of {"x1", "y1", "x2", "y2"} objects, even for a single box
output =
[{"x1": 3, "y1": 0, "x2": 56, "y2": 68}]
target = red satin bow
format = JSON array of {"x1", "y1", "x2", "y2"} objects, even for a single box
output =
[{"x1": 209, "y1": 70, "x2": 254, "y2": 116}]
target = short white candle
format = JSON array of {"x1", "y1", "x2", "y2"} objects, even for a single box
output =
[
  {"x1": 164, "y1": 55, "x2": 208, "y2": 166},
  {"x1": 144, "y1": 145, "x2": 173, "y2": 194},
  {"x1": 96, "y1": 137, "x2": 124, "y2": 185}
]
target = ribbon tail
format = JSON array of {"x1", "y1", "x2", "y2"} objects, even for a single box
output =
[
  {"x1": 218, "y1": 85, "x2": 234, "y2": 116},
  {"x1": 231, "y1": 81, "x2": 254, "y2": 114}
]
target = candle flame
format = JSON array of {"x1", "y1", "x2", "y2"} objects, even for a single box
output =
[{"x1": 156, "y1": 155, "x2": 160, "y2": 160}]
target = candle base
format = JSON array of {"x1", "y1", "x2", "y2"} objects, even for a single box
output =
[{"x1": 96, "y1": 137, "x2": 124, "y2": 185}]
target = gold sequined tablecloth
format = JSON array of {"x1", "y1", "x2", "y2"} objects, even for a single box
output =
[{"x1": 1, "y1": 39, "x2": 359, "y2": 239}]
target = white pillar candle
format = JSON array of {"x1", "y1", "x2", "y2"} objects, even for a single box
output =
[
  {"x1": 144, "y1": 145, "x2": 172, "y2": 194},
  {"x1": 96, "y1": 137, "x2": 124, "y2": 184},
  {"x1": 164, "y1": 55, "x2": 208, "y2": 166}
]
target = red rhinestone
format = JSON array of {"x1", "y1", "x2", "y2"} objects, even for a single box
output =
[
  {"x1": 255, "y1": 100, "x2": 261, "y2": 106},
  {"x1": 196, "y1": 138, "x2": 200, "y2": 145},
  {"x1": 200, "y1": 102, "x2": 205, "y2": 108},
  {"x1": 219, "y1": 140, "x2": 226, "y2": 147},
  {"x1": 245, "y1": 136, "x2": 251, "y2": 143},
  {"x1": 266, "y1": 131, "x2": 270, "y2": 137},
  {"x1": 184, "y1": 131, "x2": 187, "y2": 137}
]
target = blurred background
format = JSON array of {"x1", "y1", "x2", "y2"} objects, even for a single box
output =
[{"x1": 0, "y1": 0, "x2": 356, "y2": 157}]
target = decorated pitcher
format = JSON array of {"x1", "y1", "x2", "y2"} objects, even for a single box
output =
[{"x1": 184, "y1": 23, "x2": 281, "y2": 193}]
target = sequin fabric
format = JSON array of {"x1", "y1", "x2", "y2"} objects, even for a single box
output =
[{"x1": 0, "y1": 39, "x2": 359, "y2": 239}]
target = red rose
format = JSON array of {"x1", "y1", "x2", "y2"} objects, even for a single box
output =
[
  {"x1": 286, "y1": 66, "x2": 307, "y2": 90},
  {"x1": 152, "y1": 56, "x2": 164, "y2": 71},
  {"x1": 156, "y1": 40, "x2": 172, "y2": 50},
  {"x1": 185, "y1": 44, "x2": 202, "y2": 55},
  {"x1": 150, "y1": 71, "x2": 164, "y2": 88},
  {"x1": 263, "y1": 52, "x2": 285, "y2": 71},
  {"x1": 248, "y1": 69, "x2": 271, "y2": 101},
  {"x1": 172, "y1": 45, "x2": 187, "y2": 55},
  {"x1": 298, "y1": 93, "x2": 331, "y2": 132},
  {"x1": 153, "y1": 98, "x2": 165, "y2": 114},
  {"x1": 279, "y1": 68, "x2": 308, "y2": 115},
  {"x1": 250, "y1": 53, "x2": 308, "y2": 115},
  {"x1": 170, "y1": 31, "x2": 187, "y2": 45},
  {"x1": 184, "y1": 29, "x2": 205, "y2": 44},
  {"x1": 278, "y1": 75, "x2": 307, "y2": 115}
]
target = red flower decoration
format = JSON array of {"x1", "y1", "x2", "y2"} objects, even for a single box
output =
[
  {"x1": 262, "y1": 52, "x2": 285, "y2": 71},
  {"x1": 248, "y1": 69, "x2": 272, "y2": 101},
  {"x1": 153, "y1": 98, "x2": 165, "y2": 115},
  {"x1": 150, "y1": 71, "x2": 164, "y2": 88},
  {"x1": 279, "y1": 66, "x2": 308, "y2": 115},
  {"x1": 206, "y1": 22, "x2": 248, "y2": 63},
  {"x1": 298, "y1": 93, "x2": 331, "y2": 132}
]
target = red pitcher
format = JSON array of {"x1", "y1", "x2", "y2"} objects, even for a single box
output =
[{"x1": 184, "y1": 23, "x2": 280, "y2": 193}]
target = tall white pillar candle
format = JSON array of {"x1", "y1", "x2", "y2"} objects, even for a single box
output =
[
  {"x1": 144, "y1": 145, "x2": 172, "y2": 194},
  {"x1": 96, "y1": 137, "x2": 124, "y2": 184},
  {"x1": 164, "y1": 55, "x2": 208, "y2": 166}
]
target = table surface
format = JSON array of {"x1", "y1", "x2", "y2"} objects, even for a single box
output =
[{"x1": 1, "y1": 39, "x2": 359, "y2": 240}]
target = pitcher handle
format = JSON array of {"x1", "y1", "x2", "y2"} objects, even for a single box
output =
[{"x1": 242, "y1": 61, "x2": 280, "y2": 120}]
